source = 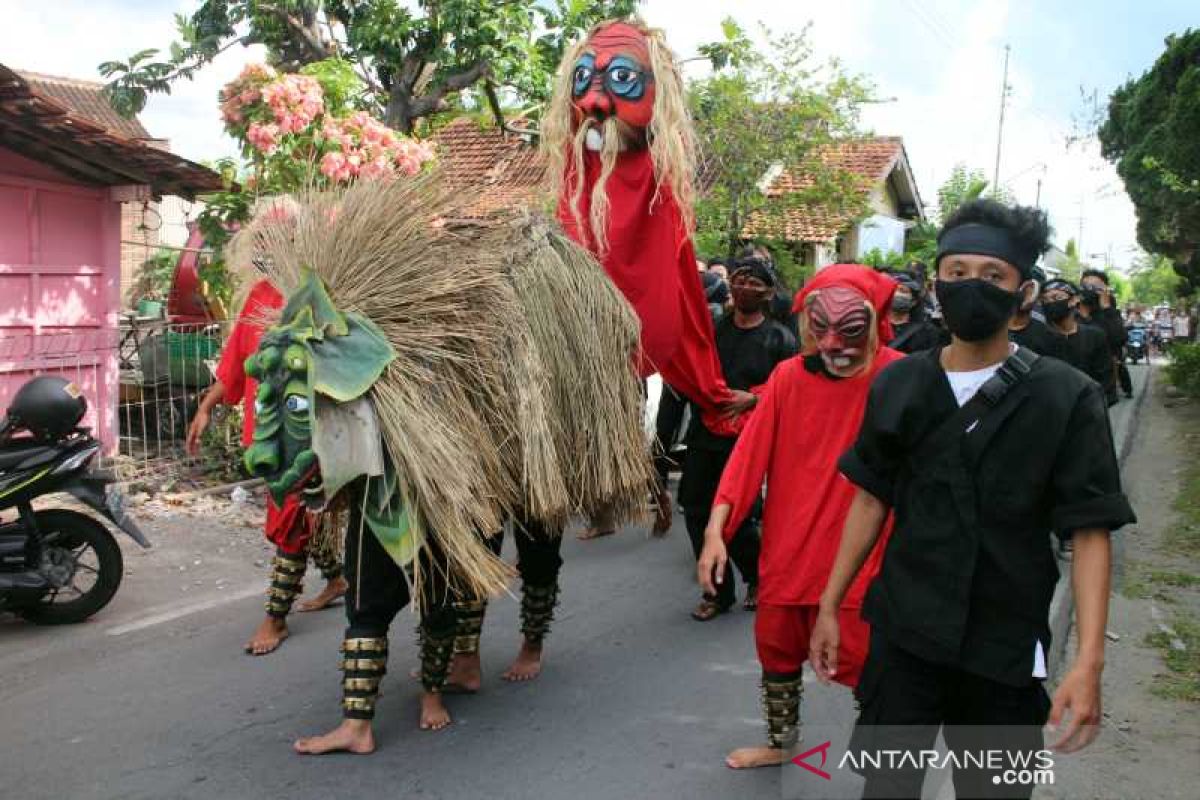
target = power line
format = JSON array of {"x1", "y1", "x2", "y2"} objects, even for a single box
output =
[{"x1": 993, "y1": 45, "x2": 1011, "y2": 191}]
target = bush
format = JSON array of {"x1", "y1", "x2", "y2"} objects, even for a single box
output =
[{"x1": 1166, "y1": 342, "x2": 1200, "y2": 397}]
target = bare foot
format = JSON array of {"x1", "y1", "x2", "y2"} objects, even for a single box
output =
[
  {"x1": 293, "y1": 719, "x2": 375, "y2": 755},
  {"x1": 651, "y1": 489, "x2": 673, "y2": 536},
  {"x1": 245, "y1": 616, "x2": 289, "y2": 655},
  {"x1": 295, "y1": 575, "x2": 347, "y2": 612},
  {"x1": 502, "y1": 639, "x2": 543, "y2": 682},
  {"x1": 726, "y1": 746, "x2": 790, "y2": 769},
  {"x1": 577, "y1": 525, "x2": 616, "y2": 540},
  {"x1": 444, "y1": 652, "x2": 482, "y2": 694},
  {"x1": 579, "y1": 507, "x2": 616, "y2": 540},
  {"x1": 419, "y1": 692, "x2": 452, "y2": 730}
]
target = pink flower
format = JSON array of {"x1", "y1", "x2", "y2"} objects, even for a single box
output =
[
  {"x1": 246, "y1": 122, "x2": 280, "y2": 154},
  {"x1": 319, "y1": 151, "x2": 353, "y2": 183}
]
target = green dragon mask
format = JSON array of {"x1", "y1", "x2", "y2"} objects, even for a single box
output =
[{"x1": 243, "y1": 271, "x2": 416, "y2": 566}]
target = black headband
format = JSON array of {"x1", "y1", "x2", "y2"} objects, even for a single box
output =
[
  {"x1": 936, "y1": 223, "x2": 1037, "y2": 278},
  {"x1": 731, "y1": 260, "x2": 776, "y2": 287},
  {"x1": 1042, "y1": 278, "x2": 1078, "y2": 297}
]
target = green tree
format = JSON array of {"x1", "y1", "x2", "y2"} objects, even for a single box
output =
[
  {"x1": 1098, "y1": 29, "x2": 1200, "y2": 289},
  {"x1": 935, "y1": 163, "x2": 1013, "y2": 221},
  {"x1": 100, "y1": 0, "x2": 637, "y2": 133},
  {"x1": 1129, "y1": 253, "x2": 1184, "y2": 306},
  {"x1": 689, "y1": 19, "x2": 874, "y2": 279}
]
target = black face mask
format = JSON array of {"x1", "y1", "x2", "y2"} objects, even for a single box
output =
[
  {"x1": 891, "y1": 295, "x2": 916, "y2": 312},
  {"x1": 1079, "y1": 288, "x2": 1100, "y2": 307},
  {"x1": 935, "y1": 279, "x2": 1021, "y2": 342},
  {"x1": 1043, "y1": 298, "x2": 1073, "y2": 323}
]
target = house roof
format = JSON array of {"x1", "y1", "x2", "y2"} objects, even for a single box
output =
[
  {"x1": 745, "y1": 137, "x2": 924, "y2": 243},
  {"x1": 431, "y1": 117, "x2": 546, "y2": 218},
  {"x1": 0, "y1": 64, "x2": 223, "y2": 199},
  {"x1": 16, "y1": 70, "x2": 154, "y2": 141}
]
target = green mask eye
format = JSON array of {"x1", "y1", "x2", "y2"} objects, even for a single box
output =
[{"x1": 285, "y1": 394, "x2": 310, "y2": 414}]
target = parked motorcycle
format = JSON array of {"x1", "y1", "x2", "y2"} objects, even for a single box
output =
[
  {"x1": 0, "y1": 376, "x2": 149, "y2": 624},
  {"x1": 1126, "y1": 325, "x2": 1148, "y2": 365}
]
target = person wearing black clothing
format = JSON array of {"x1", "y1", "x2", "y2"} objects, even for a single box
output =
[
  {"x1": 1079, "y1": 269, "x2": 1132, "y2": 399},
  {"x1": 1008, "y1": 275, "x2": 1065, "y2": 358},
  {"x1": 811, "y1": 199, "x2": 1135, "y2": 798},
  {"x1": 679, "y1": 258, "x2": 797, "y2": 620},
  {"x1": 1043, "y1": 279, "x2": 1116, "y2": 402},
  {"x1": 884, "y1": 269, "x2": 944, "y2": 353}
]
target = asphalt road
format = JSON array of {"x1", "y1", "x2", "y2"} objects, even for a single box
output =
[{"x1": 0, "y1": 364, "x2": 1150, "y2": 800}]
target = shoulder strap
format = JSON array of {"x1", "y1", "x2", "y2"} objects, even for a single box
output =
[
  {"x1": 889, "y1": 323, "x2": 923, "y2": 351},
  {"x1": 911, "y1": 346, "x2": 1041, "y2": 462}
]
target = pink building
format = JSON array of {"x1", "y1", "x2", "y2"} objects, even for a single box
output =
[{"x1": 0, "y1": 64, "x2": 221, "y2": 447}]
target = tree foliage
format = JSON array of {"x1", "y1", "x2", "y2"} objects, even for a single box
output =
[
  {"x1": 101, "y1": 0, "x2": 637, "y2": 133},
  {"x1": 1098, "y1": 29, "x2": 1200, "y2": 289},
  {"x1": 689, "y1": 20, "x2": 874, "y2": 264},
  {"x1": 1128, "y1": 252, "x2": 1185, "y2": 307}
]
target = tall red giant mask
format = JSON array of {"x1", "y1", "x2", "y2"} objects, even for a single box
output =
[{"x1": 571, "y1": 22, "x2": 656, "y2": 134}]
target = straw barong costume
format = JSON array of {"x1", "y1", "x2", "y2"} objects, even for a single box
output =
[{"x1": 232, "y1": 171, "x2": 650, "y2": 721}]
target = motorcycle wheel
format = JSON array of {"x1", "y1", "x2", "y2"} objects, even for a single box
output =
[{"x1": 16, "y1": 509, "x2": 124, "y2": 625}]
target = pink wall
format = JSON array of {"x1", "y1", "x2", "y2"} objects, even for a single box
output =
[{"x1": 0, "y1": 146, "x2": 120, "y2": 449}]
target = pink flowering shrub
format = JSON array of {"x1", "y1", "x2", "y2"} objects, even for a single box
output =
[{"x1": 218, "y1": 62, "x2": 436, "y2": 189}]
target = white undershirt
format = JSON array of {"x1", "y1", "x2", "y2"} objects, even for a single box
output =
[{"x1": 944, "y1": 344, "x2": 1047, "y2": 679}]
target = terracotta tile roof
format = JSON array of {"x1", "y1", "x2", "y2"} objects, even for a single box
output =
[
  {"x1": 744, "y1": 137, "x2": 905, "y2": 243},
  {"x1": 431, "y1": 117, "x2": 546, "y2": 218},
  {"x1": 0, "y1": 64, "x2": 223, "y2": 198},
  {"x1": 15, "y1": 69, "x2": 153, "y2": 140}
]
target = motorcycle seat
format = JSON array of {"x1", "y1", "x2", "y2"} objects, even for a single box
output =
[{"x1": 0, "y1": 442, "x2": 55, "y2": 473}]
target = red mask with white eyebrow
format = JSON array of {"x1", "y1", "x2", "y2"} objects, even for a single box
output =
[{"x1": 805, "y1": 286, "x2": 873, "y2": 377}]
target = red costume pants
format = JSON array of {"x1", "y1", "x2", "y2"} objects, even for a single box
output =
[
  {"x1": 755, "y1": 603, "x2": 870, "y2": 688},
  {"x1": 265, "y1": 493, "x2": 314, "y2": 555}
]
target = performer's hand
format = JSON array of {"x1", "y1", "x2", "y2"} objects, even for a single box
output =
[
  {"x1": 1047, "y1": 663, "x2": 1103, "y2": 753},
  {"x1": 809, "y1": 608, "x2": 841, "y2": 685},
  {"x1": 697, "y1": 537, "x2": 727, "y2": 596},
  {"x1": 720, "y1": 389, "x2": 758, "y2": 420},
  {"x1": 185, "y1": 406, "x2": 211, "y2": 457}
]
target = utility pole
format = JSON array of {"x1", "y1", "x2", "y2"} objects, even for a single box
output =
[{"x1": 992, "y1": 45, "x2": 1011, "y2": 193}]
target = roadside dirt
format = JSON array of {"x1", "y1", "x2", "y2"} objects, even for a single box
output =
[{"x1": 1042, "y1": 369, "x2": 1200, "y2": 799}]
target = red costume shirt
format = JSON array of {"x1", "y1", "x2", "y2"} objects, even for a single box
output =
[
  {"x1": 556, "y1": 148, "x2": 737, "y2": 432},
  {"x1": 714, "y1": 349, "x2": 902, "y2": 607},
  {"x1": 215, "y1": 279, "x2": 283, "y2": 447}
]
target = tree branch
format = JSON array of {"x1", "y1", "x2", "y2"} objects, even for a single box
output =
[
  {"x1": 408, "y1": 61, "x2": 490, "y2": 119},
  {"x1": 482, "y1": 79, "x2": 506, "y2": 131},
  {"x1": 258, "y1": 2, "x2": 335, "y2": 63}
]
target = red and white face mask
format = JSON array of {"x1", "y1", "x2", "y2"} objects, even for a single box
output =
[
  {"x1": 571, "y1": 22, "x2": 656, "y2": 135},
  {"x1": 805, "y1": 286, "x2": 874, "y2": 377}
]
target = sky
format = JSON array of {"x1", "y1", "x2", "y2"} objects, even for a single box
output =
[{"x1": 2, "y1": 0, "x2": 1195, "y2": 273}]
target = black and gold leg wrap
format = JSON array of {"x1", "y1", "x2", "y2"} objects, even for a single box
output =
[
  {"x1": 452, "y1": 599, "x2": 488, "y2": 655},
  {"x1": 341, "y1": 636, "x2": 388, "y2": 719},
  {"x1": 265, "y1": 553, "x2": 306, "y2": 618},
  {"x1": 419, "y1": 628, "x2": 456, "y2": 693},
  {"x1": 310, "y1": 547, "x2": 343, "y2": 582},
  {"x1": 520, "y1": 581, "x2": 559, "y2": 645},
  {"x1": 762, "y1": 674, "x2": 803, "y2": 749}
]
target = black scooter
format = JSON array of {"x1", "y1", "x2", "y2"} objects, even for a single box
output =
[{"x1": 0, "y1": 393, "x2": 149, "y2": 624}]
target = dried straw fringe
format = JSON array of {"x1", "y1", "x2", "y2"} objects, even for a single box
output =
[{"x1": 226, "y1": 170, "x2": 650, "y2": 605}]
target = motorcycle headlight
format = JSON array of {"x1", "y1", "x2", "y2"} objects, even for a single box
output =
[{"x1": 52, "y1": 443, "x2": 101, "y2": 475}]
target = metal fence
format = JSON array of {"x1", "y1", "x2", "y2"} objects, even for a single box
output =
[{"x1": 0, "y1": 318, "x2": 242, "y2": 488}]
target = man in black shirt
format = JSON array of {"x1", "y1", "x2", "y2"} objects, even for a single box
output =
[
  {"x1": 1008, "y1": 272, "x2": 1065, "y2": 358},
  {"x1": 811, "y1": 199, "x2": 1135, "y2": 798},
  {"x1": 1079, "y1": 269, "x2": 1132, "y2": 399},
  {"x1": 679, "y1": 258, "x2": 797, "y2": 620},
  {"x1": 884, "y1": 269, "x2": 944, "y2": 354},
  {"x1": 1042, "y1": 279, "x2": 1116, "y2": 402}
]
